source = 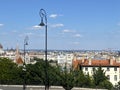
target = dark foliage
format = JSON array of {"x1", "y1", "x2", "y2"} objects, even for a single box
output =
[{"x1": 0, "y1": 57, "x2": 113, "y2": 90}]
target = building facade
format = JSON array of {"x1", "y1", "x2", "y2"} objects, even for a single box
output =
[{"x1": 73, "y1": 56, "x2": 120, "y2": 85}]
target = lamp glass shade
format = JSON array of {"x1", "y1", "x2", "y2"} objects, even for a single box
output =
[
  {"x1": 39, "y1": 18, "x2": 45, "y2": 26},
  {"x1": 39, "y1": 22, "x2": 45, "y2": 26}
]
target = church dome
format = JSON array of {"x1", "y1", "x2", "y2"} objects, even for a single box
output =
[{"x1": 0, "y1": 43, "x2": 3, "y2": 49}]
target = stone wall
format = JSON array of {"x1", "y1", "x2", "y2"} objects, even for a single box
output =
[{"x1": 0, "y1": 85, "x2": 107, "y2": 90}]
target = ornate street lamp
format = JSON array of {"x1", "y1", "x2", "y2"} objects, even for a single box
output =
[{"x1": 39, "y1": 8, "x2": 49, "y2": 90}]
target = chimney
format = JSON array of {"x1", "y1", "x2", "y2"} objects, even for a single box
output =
[
  {"x1": 110, "y1": 57, "x2": 114, "y2": 65},
  {"x1": 73, "y1": 54, "x2": 77, "y2": 61},
  {"x1": 88, "y1": 57, "x2": 92, "y2": 65},
  {"x1": 82, "y1": 56, "x2": 85, "y2": 63}
]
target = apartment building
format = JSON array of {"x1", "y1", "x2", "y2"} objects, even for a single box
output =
[
  {"x1": 73, "y1": 56, "x2": 120, "y2": 85},
  {"x1": 57, "y1": 53, "x2": 74, "y2": 68}
]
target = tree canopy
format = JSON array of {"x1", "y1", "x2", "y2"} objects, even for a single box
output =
[{"x1": 0, "y1": 57, "x2": 113, "y2": 90}]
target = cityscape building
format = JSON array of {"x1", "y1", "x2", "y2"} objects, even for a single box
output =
[
  {"x1": 73, "y1": 55, "x2": 120, "y2": 85},
  {"x1": 1, "y1": 44, "x2": 120, "y2": 86}
]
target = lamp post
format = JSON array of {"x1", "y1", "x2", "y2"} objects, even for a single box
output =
[
  {"x1": 23, "y1": 36, "x2": 28, "y2": 90},
  {"x1": 39, "y1": 8, "x2": 49, "y2": 90},
  {"x1": 23, "y1": 36, "x2": 29, "y2": 64}
]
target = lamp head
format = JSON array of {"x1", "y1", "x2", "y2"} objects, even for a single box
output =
[
  {"x1": 25, "y1": 42, "x2": 28, "y2": 45},
  {"x1": 24, "y1": 36, "x2": 29, "y2": 45},
  {"x1": 39, "y1": 18, "x2": 45, "y2": 26}
]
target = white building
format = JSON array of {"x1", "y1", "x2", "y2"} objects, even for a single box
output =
[
  {"x1": 3, "y1": 49, "x2": 16, "y2": 60},
  {"x1": 73, "y1": 57, "x2": 120, "y2": 85},
  {"x1": 57, "y1": 53, "x2": 74, "y2": 68},
  {"x1": 24, "y1": 53, "x2": 31, "y2": 64}
]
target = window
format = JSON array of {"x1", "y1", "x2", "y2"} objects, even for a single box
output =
[
  {"x1": 93, "y1": 67, "x2": 95, "y2": 71},
  {"x1": 114, "y1": 67, "x2": 117, "y2": 71},
  {"x1": 114, "y1": 75, "x2": 117, "y2": 81},
  {"x1": 107, "y1": 67, "x2": 110, "y2": 71},
  {"x1": 85, "y1": 67, "x2": 88, "y2": 71},
  {"x1": 107, "y1": 75, "x2": 110, "y2": 80}
]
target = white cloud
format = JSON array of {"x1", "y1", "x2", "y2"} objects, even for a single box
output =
[
  {"x1": 62, "y1": 29, "x2": 76, "y2": 33},
  {"x1": 0, "y1": 24, "x2": 4, "y2": 27},
  {"x1": 62, "y1": 29, "x2": 71, "y2": 33},
  {"x1": 51, "y1": 23, "x2": 64, "y2": 28},
  {"x1": 49, "y1": 14, "x2": 58, "y2": 18},
  {"x1": 74, "y1": 34, "x2": 82, "y2": 37},
  {"x1": 30, "y1": 25, "x2": 43, "y2": 30},
  {"x1": 49, "y1": 14, "x2": 63, "y2": 18}
]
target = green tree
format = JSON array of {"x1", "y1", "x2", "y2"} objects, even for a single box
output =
[
  {"x1": 93, "y1": 66, "x2": 107, "y2": 86},
  {"x1": 74, "y1": 70, "x2": 92, "y2": 88},
  {"x1": 0, "y1": 57, "x2": 22, "y2": 84},
  {"x1": 26, "y1": 59, "x2": 46, "y2": 85},
  {"x1": 58, "y1": 66, "x2": 75, "y2": 90},
  {"x1": 99, "y1": 80, "x2": 113, "y2": 90},
  {"x1": 92, "y1": 66, "x2": 113, "y2": 89},
  {"x1": 25, "y1": 58, "x2": 60, "y2": 87}
]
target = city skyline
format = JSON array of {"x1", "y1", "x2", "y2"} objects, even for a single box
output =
[{"x1": 0, "y1": 0, "x2": 120, "y2": 50}]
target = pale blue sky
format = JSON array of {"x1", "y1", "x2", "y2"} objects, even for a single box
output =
[{"x1": 0, "y1": 0, "x2": 120, "y2": 50}]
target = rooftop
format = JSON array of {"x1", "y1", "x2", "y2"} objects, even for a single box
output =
[{"x1": 73, "y1": 59, "x2": 120, "y2": 69}]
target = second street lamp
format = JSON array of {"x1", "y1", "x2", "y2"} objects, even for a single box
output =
[
  {"x1": 23, "y1": 36, "x2": 28, "y2": 90},
  {"x1": 24, "y1": 36, "x2": 29, "y2": 65},
  {"x1": 39, "y1": 8, "x2": 49, "y2": 90}
]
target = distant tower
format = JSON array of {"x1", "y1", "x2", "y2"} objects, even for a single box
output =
[
  {"x1": 15, "y1": 45, "x2": 23, "y2": 66},
  {"x1": 16, "y1": 45, "x2": 19, "y2": 59}
]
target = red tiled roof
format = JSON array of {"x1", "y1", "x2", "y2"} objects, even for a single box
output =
[
  {"x1": 16, "y1": 56, "x2": 23, "y2": 64},
  {"x1": 73, "y1": 59, "x2": 120, "y2": 69}
]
